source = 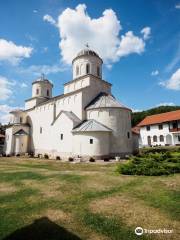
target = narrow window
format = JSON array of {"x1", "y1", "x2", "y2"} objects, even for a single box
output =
[
  {"x1": 86, "y1": 63, "x2": 90, "y2": 74},
  {"x1": 146, "y1": 126, "x2": 150, "y2": 131},
  {"x1": 160, "y1": 135, "x2": 164, "y2": 142},
  {"x1": 76, "y1": 66, "x2": 79, "y2": 76},
  {"x1": 97, "y1": 66, "x2": 100, "y2": 76},
  {"x1": 47, "y1": 89, "x2": 49, "y2": 97},
  {"x1": 40, "y1": 127, "x2": 42, "y2": 134},
  {"x1": 36, "y1": 89, "x2": 39, "y2": 95},
  {"x1": 178, "y1": 136, "x2": 180, "y2": 142},
  {"x1": 90, "y1": 139, "x2": 93, "y2": 144},
  {"x1": 153, "y1": 135, "x2": 157, "y2": 142},
  {"x1": 20, "y1": 117, "x2": 23, "y2": 123},
  {"x1": 158, "y1": 124, "x2": 163, "y2": 130},
  {"x1": 60, "y1": 134, "x2": 63, "y2": 140},
  {"x1": 127, "y1": 132, "x2": 130, "y2": 139},
  {"x1": 147, "y1": 136, "x2": 151, "y2": 145}
]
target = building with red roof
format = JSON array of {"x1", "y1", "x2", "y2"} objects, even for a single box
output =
[{"x1": 137, "y1": 110, "x2": 180, "y2": 147}]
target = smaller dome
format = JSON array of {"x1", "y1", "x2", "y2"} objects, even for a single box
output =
[
  {"x1": 85, "y1": 92, "x2": 131, "y2": 111},
  {"x1": 32, "y1": 78, "x2": 53, "y2": 86}
]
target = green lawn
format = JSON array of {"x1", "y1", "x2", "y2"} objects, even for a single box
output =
[{"x1": 0, "y1": 157, "x2": 179, "y2": 240}]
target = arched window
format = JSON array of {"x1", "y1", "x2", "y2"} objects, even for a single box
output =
[
  {"x1": 160, "y1": 135, "x2": 164, "y2": 142},
  {"x1": 153, "y1": 135, "x2": 157, "y2": 142},
  {"x1": 36, "y1": 89, "x2": 39, "y2": 95},
  {"x1": 86, "y1": 63, "x2": 90, "y2": 74},
  {"x1": 47, "y1": 89, "x2": 49, "y2": 97},
  {"x1": 97, "y1": 66, "x2": 100, "y2": 77},
  {"x1": 76, "y1": 66, "x2": 79, "y2": 76}
]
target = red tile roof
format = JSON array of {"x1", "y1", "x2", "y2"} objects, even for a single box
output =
[
  {"x1": 137, "y1": 110, "x2": 180, "y2": 127},
  {"x1": 132, "y1": 127, "x2": 140, "y2": 135}
]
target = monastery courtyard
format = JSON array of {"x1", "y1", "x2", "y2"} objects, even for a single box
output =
[{"x1": 0, "y1": 157, "x2": 179, "y2": 240}]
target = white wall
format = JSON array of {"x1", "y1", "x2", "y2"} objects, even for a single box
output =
[
  {"x1": 140, "y1": 123, "x2": 170, "y2": 146},
  {"x1": 73, "y1": 132, "x2": 110, "y2": 157},
  {"x1": 86, "y1": 108, "x2": 133, "y2": 155},
  {"x1": 5, "y1": 125, "x2": 30, "y2": 155}
]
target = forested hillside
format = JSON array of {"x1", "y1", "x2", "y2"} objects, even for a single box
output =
[{"x1": 132, "y1": 106, "x2": 180, "y2": 127}]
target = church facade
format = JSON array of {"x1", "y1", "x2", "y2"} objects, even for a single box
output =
[{"x1": 5, "y1": 49, "x2": 137, "y2": 159}]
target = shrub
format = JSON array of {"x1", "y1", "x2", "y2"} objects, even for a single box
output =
[
  {"x1": 116, "y1": 151, "x2": 180, "y2": 176},
  {"x1": 68, "y1": 157, "x2": 74, "y2": 162},
  {"x1": 89, "y1": 157, "x2": 95, "y2": 162},
  {"x1": 56, "y1": 156, "x2": 61, "y2": 160},
  {"x1": 104, "y1": 157, "x2": 110, "y2": 162},
  {"x1": 44, "y1": 154, "x2": 49, "y2": 159}
]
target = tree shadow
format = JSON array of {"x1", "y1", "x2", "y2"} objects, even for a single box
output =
[{"x1": 3, "y1": 217, "x2": 81, "y2": 240}]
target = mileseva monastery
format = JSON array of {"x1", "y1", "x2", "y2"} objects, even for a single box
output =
[{"x1": 5, "y1": 48, "x2": 139, "y2": 159}]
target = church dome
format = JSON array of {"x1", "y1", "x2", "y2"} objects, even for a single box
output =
[
  {"x1": 77, "y1": 49, "x2": 99, "y2": 58},
  {"x1": 72, "y1": 48, "x2": 103, "y2": 63}
]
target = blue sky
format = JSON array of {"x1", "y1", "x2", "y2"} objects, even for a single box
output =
[{"x1": 0, "y1": 0, "x2": 180, "y2": 123}]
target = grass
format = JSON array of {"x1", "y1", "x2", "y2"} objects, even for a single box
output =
[{"x1": 0, "y1": 157, "x2": 179, "y2": 240}]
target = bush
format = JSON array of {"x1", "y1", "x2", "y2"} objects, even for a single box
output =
[
  {"x1": 44, "y1": 154, "x2": 49, "y2": 159},
  {"x1": 68, "y1": 157, "x2": 74, "y2": 162},
  {"x1": 116, "y1": 151, "x2": 180, "y2": 176},
  {"x1": 56, "y1": 156, "x2": 61, "y2": 160},
  {"x1": 104, "y1": 157, "x2": 110, "y2": 162},
  {"x1": 89, "y1": 157, "x2": 95, "y2": 162}
]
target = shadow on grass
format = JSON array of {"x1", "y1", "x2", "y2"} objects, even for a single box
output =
[{"x1": 3, "y1": 217, "x2": 81, "y2": 240}]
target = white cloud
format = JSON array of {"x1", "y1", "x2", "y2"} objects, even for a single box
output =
[
  {"x1": 44, "y1": 4, "x2": 150, "y2": 64},
  {"x1": 20, "y1": 82, "x2": 28, "y2": 88},
  {"x1": 33, "y1": 9, "x2": 38, "y2": 13},
  {"x1": 43, "y1": 14, "x2": 57, "y2": 26},
  {"x1": 0, "y1": 76, "x2": 16, "y2": 100},
  {"x1": 175, "y1": 4, "x2": 180, "y2": 9},
  {"x1": 0, "y1": 39, "x2": 33, "y2": 65},
  {"x1": 17, "y1": 64, "x2": 66, "y2": 77},
  {"x1": 141, "y1": 27, "x2": 151, "y2": 40},
  {"x1": 160, "y1": 68, "x2": 180, "y2": 90},
  {"x1": 156, "y1": 102, "x2": 175, "y2": 107},
  {"x1": 165, "y1": 43, "x2": 180, "y2": 73},
  {"x1": 0, "y1": 104, "x2": 22, "y2": 124},
  {"x1": 151, "y1": 70, "x2": 159, "y2": 76}
]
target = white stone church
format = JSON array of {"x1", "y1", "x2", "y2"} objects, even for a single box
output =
[{"x1": 5, "y1": 48, "x2": 137, "y2": 159}]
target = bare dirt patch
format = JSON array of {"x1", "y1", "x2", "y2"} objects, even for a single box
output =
[
  {"x1": 0, "y1": 182, "x2": 17, "y2": 195},
  {"x1": 90, "y1": 195, "x2": 180, "y2": 240}
]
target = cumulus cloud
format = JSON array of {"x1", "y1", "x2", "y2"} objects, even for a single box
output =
[
  {"x1": 160, "y1": 68, "x2": 180, "y2": 90},
  {"x1": 44, "y1": 4, "x2": 150, "y2": 64},
  {"x1": 0, "y1": 104, "x2": 22, "y2": 124},
  {"x1": 0, "y1": 76, "x2": 16, "y2": 100},
  {"x1": 151, "y1": 70, "x2": 159, "y2": 76},
  {"x1": 43, "y1": 14, "x2": 57, "y2": 26},
  {"x1": 141, "y1": 27, "x2": 151, "y2": 40},
  {"x1": 0, "y1": 39, "x2": 33, "y2": 64}
]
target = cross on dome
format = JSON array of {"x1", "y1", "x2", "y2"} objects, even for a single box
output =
[
  {"x1": 85, "y1": 43, "x2": 90, "y2": 48},
  {"x1": 41, "y1": 73, "x2": 45, "y2": 81}
]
